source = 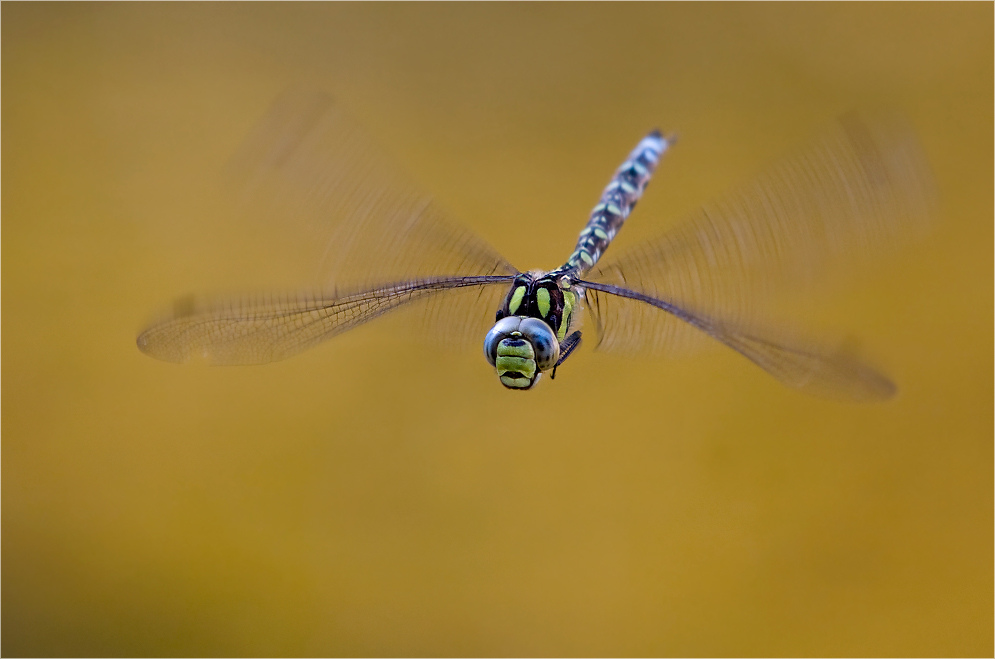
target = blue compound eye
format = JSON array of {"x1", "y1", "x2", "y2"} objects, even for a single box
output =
[
  {"x1": 483, "y1": 316, "x2": 524, "y2": 366},
  {"x1": 519, "y1": 318, "x2": 560, "y2": 372}
]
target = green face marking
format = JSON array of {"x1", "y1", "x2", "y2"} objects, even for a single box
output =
[
  {"x1": 494, "y1": 335, "x2": 538, "y2": 389},
  {"x1": 497, "y1": 342, "x2": 533, "y2": 359},
  {"x1": 508, "y1": 286, "x2": 526, "y2": 315},
  {"x1": 496, "y1": 355, "x2": 536, "y2": 379},
  {"x1": 500, "y1": 374, "x2": 533, "y2": 389},
  {"x1": 536, "y1": 288, "x2": 551, "y2": 317}
]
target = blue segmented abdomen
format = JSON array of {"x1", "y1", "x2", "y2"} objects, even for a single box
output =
[{"x1": 562, "y1": 130, "x2": 671, "y2": 274}]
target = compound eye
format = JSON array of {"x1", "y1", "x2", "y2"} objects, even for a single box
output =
[
  {"x1": 483, "y1": 316, "x2": 523, "y2": 366},
  {"x1": 519, "y1": 318, "x2": 560, "y2": 371}
]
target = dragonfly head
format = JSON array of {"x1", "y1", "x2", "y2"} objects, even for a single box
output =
[{"x1": 483, "y1": 316, "x2": 560, "y2": 390}]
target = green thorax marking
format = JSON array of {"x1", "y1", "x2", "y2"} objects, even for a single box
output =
[
  {"x1": 508, "y1": 286, "x2": 526, "y2": 315},
  {"x1": 559, "y1": 290, "x2": 576, "y2": 341},
  {"x1": 536, "y1": 288, "x2": 551, "y2": 318}
]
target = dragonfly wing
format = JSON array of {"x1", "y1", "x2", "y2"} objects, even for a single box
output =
[
  {"x1": 140, "y1": 91, "x2": 520, "y2": 364},
  {"x1": 137, "y1": 276, "x2": 515, "y2": 365},
  {"x1": 579, "y1": 281, "x2": 895, "y2": 401},
  {"x1": 225, "y1": 89, "x2": 517, "y2": 287},
  {"x1": 586, "y1": 112, "x2": 936, "y2": 358}
]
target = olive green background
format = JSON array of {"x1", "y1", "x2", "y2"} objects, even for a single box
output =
[{"x1": 3, "y1": 3, "x2": 991, "y2": 656}]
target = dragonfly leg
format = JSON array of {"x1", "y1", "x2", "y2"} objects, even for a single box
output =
[{"x1": 551, "y1": 331, "x2": 583, "y2": 379}]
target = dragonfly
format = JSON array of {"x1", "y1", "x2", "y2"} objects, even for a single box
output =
[{"x1": 137, "y1": 92, "x2": 934, "y2": 400}]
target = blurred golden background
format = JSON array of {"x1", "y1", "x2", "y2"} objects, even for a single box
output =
[{"x1": 3, "y1": 3, "x2": 991, "y2": 656}]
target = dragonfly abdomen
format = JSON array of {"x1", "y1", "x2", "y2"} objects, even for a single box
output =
[{"x1": 563, "y1": 131, "x2": 671, "y2": 274}]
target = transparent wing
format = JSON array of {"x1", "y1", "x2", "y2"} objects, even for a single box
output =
[
  {"x1": 580, "y1": 281, "x2": 895, "y2": 401},
  {"x1": 140, "y1": 90, "x2": 520, "y2": 364},
  {"x1": 225, "y1": 89, "x2": 517, "y2": 286},
  {"x1": 137, "y1": 276, "x2": 514, "y2": 365},
  {"x1": 586, "y1": 112, "x2": 937, "y2": 358}
]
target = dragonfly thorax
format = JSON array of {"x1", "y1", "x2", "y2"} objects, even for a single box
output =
[{"x1": 494, "y1": 272, "x2": 576, "y2": 341}]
